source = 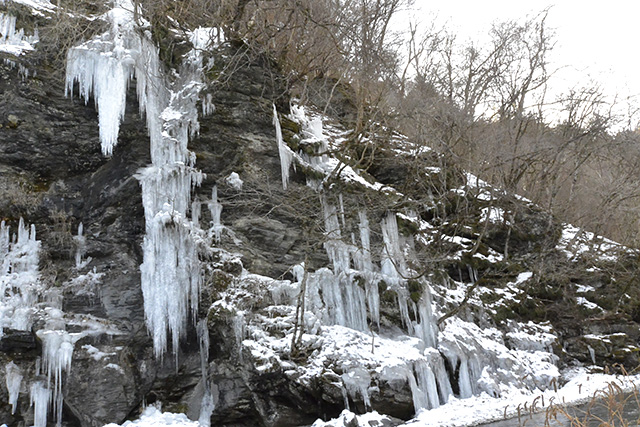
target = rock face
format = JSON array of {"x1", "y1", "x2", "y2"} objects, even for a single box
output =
[{"x1": 1, "y1": 4, "x2": 640, "y2": 427}]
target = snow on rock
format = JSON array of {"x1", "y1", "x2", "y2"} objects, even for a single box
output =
[
  {"x1": 311, "y1": 410, "x2": 394, "y2": 427},
  {"x1": 103, "y1": 405, "x2": 201, "y2": 427},
  {"x1": 225, "y1": 172, "x2": 243, "y2": 191},
  {"x1": 557, "y1": 223, "x2": 628, "y2": 262},
  {"x1": 288, "y1": 103, "x2": 394, "y2": 193}
]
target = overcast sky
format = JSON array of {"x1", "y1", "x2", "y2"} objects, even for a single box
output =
[{"x1": 408, "y1": 1, "x2": 640, "y2": 111}]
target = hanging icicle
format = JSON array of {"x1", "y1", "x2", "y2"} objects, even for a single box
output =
[{"x1": 273, "y1": 104, "x2": 294, "y2": 190}]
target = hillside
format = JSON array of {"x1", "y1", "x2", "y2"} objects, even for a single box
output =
[{"x1": 1, "y1": 1, "x2": 640, "y2": 426}]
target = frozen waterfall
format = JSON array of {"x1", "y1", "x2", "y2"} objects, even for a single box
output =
[{"x1": 65, "y1": 0, "x2": 216, "y2": 358}]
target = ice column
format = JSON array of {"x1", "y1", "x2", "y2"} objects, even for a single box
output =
[{"x1": 273, "y1": 104, "x2": 293, "y2": 190}]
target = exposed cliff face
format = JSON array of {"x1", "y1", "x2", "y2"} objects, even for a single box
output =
[{"x1": 1, "y1": 2, "x2": 640, "y2": 427}]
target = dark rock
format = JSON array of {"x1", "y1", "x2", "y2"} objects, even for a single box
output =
[{"x1": 0, "y1": 329, "x2": 37, "y2": 352}]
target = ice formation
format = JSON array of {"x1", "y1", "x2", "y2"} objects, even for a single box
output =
[
  {"x1": 341, "y1": 367, "x2": 371, "y2": 410},
  {"x1": 0, "y1": 219, "x2": 41, "y2": 335},
  {"x1": 380, "y1": 212, "x2": 407, "y2": 279},
  {"x1": 197, "y1": 320, "x2": 214, "y2": 427},
  {"x1": 38, "y1": 327, "x2": 78, "y2": 425},
  {"x1": 5, "y1": 361, "x2": 22, "y2": 414},
  {"x1": 30, "y1": 381, "x2": 50, "y2": 427},
  {"x1": 66, "y1": 0, "x2": 214, "y2": 358},
  {"x1": 273, "y1": 104, "x2": 294, "y2": 189},
  {"x1": 0, "y1": 12, "x2": 39, "y2": 56},
  {"x1": 208, "y1": 186, "x2": 223, "y2": 243},
  {"x1": 225, "y1": 172, "x2": 243, "y2": 191},
  {"x1": 73, "y1": 222, "x2": 88, "y2": 269}
]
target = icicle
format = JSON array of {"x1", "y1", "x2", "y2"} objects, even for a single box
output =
[
  {"x1": 232, "y1": 312, "x2": 244, "y2": 363},
  {"x1": 413, "y1": 360, "x2": 440, "y2": 409},
  {"x1": 458, "y1": 357, "x2": 473, "y2": 398},
  {"x1": 37, "y1": 329, "x2": 76, "y2": 426},
  {"x1": 192, "y1": 199, "x2": 201, "y2": 227},
  {"x1": 199, "y1": 391, "x2": 214, "y2": 427},
  {"x1": 588, "y1": 345, "x2": 596, "y2": 364},
  {"x1": 0, "y1": 221, "x2": 8, "y2": 274},
  {"x1": 339, "y1": 383, "x2": 350, "y2": 411},
  {"x1": 30, "y1": 381, "x2": 50, "y2": 427},
  {"x1": 273, "y1": 104, "x2": 293, "y2": 190},
  {"x1": 355, "y1": 211, "x2": 379, "y2": 328},
  {"x1": 415, "y1": 295, "x2": 437, "y2": 349},
  {"x1": 406, "y1": 367, "x2": 427, "y2": 411},
  {"x1": 73, "y1": 223, "x2": 87, "y2": 269},
  {"x1": 5, "y1": 361, "x2": 22, "y2": 414},
  {"x1": 208, "y1": 186, "x2": 223, "y2": 243},
  {"x1": 322, "y1": 200, "x2": 351, "y2": 275},
  {"x1": 305, "y1": 270, "x2": 367, "y2": 332},
  {"x1": 397, "y1": 291, "x2": 414, "y2": 336},
  {"x1": 341, "y1": 367, "x2": 371, "y2": 410},
  {"x1": 380, "y1": 212, "x2": 406, "y2": 278},
  {"x1": 201, "y1": 93, "x2": 215, "y2": 116},
  {"x1": 338, "y1": 194, "x2": 346, "y2": 230},
  {"x1": 356, "y1": 212, "x2": 373, "y2": 272},
  {"x1": 197, "y1": 320, "x2": 210, "y2": 385}
]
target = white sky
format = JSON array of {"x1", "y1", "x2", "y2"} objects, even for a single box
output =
[{"x1": 407, "y1": 0, "x2": 640, "y2": 120}]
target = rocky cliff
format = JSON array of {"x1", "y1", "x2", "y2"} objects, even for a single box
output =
[{"x1": 1, "y1": 1, "x2": 639, "y2": 427}]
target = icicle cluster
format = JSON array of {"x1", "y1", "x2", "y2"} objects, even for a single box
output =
[
  {"x1": 37, "y1": 327, "x2": 78, "y2": 426},
  {"x1": 66, "y1": 0, "x2": 219, "y2": 358}
]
